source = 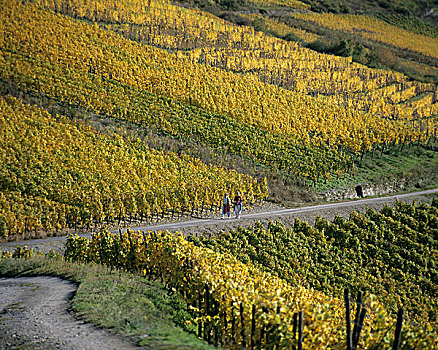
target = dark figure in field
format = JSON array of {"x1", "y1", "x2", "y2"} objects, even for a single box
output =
[{"x1": 355, "y1": 185, "x2": 364, "y2": 198}]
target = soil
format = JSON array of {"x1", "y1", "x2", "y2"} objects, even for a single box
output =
[{"x1": 0, "y1": 188, "x2": 436, "y2": 349}]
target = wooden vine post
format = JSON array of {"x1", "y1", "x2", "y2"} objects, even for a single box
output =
[
  {"x1": 392, "y1": 309, "x2": 404, "y2": 350},
  {"x1": 344, "y1": 289, "x2": 352, "y2": 350},
  {"x1": 250, "y1": 304, "x2": 256, "y2": 350},
  {"x1": 298, "y1": 311, "x2": 303, "y2": 350}
]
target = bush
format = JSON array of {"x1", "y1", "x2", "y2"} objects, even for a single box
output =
[
  {"x1": 305, "y1": 39, "x2": 331, "y2": 53},
  {"x1": 283, "y1": 32, "x2": 302, "y2": 42},
  {"x1": 218, "y1": 0, "x2": 246, "y2": 10}
]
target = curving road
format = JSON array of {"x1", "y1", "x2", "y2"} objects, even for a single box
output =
[{"x1": 0, "y1": 188, "x2": 437, "y2": 253}]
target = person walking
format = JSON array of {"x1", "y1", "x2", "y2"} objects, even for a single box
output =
[
  {"x1": 234, "y1": 191, "x2": 242, "y2": 219},
  {"x1": 221, "y1": 193, "x2": 231, "y2": 219}
]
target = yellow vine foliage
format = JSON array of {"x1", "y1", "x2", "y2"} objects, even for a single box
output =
[
  {"x1": 32, "y1": 0, "x2": 438, "y2": 122},
  {"x1": 30, "y1": 0, "x2": 438, "y2": 139},
  {"x1": 0, "y1": 1, "x2": 355, "y2": 181},
  {"x1": 0, "y1": 96, "x2": 267, "y2": 238},
  {"x1": 247, "y1": 0, "x2": 310, "y2": 9},
  {"x1": 65, "y1": 230, "x2": 438, "y2": 349},
  {"x1": 2, "y1": 0, "x2": 435, "y2": 157},
  {"x1": 241, "y1": 13, "x2": 321, "y2": 42}
]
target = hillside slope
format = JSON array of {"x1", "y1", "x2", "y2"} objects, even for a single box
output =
[
  {"x1": 3, "y1": 1, "x2": 438, "y2": 171},
  {"x1": 0, "y1": 95, "x2": 267, "y2": 240},
  {"x1": 0, "y1": 0, "x2": 437, "y2": 222}
]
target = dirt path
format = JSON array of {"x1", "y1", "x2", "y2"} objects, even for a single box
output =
[
  {"x1": 0, "y1": 276, "x2": 137, "y2": 350},
  {"x1": 1, "y1": 188, "x2": 436, "y2": 253}
]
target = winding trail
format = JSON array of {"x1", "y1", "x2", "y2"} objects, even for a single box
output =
[{"x1": 0, "y1": 276, "x2": 137, "y2": 350}]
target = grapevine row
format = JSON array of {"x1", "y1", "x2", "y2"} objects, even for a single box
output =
[
  {"x1": 190, "y1": 200, "x2": 438, "y2": 325},
  {"x1": 64, "y1": 220, "x2": 437, "y2": 348},
  {"x1": 0, "y1": 96, "x2": 267, "y2": 240}
]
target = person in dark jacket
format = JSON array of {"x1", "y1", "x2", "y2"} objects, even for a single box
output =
[{"x1": 234, "y1": 191, "x2": 242, "y2": 219}]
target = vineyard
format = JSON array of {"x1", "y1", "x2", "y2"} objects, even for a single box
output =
[
  {"x1": 33, "y1": 0, "x2": 438, "y2": 121},
  {"x1": 0, "y1": 0, "x2": 437, "y2": 347},
  {"x1": 1, "y1": 0, "x2": 356, "y2": 182},
  {"x1": 189, "y1": 200, "x2": 438, "y2": 321},
  {"x1": 64, "y1": 199, "x2": 438, "y2": 348},
  {"x1": 1, "y1": 0, "x2": 437, "y2": 189},
  {"x1": 0, "y1": 96, "x2": 267, "y2": 240},
  {"x1": 233, "y1": 2, "x2": 438, "y2": 81}
]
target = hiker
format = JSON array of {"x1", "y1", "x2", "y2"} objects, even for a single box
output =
[
  {"x1": 234, "y1": 191, "x2": 242, "y2": 219},
  {"x1": 221, "y1": 193, "x2": 231, "y2": 219}
]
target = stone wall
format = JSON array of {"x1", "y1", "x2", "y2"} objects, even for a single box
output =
[{"x1": 320, "y1": 180, "x2": 407, "y2": 202}]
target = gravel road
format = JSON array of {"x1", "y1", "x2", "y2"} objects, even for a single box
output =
[
  {"x1": 2, "y1": 188, "x2": 435, "y2": 253},
  {"x1": 130, "y1": 188, "x2": 438, "y2": 237},
  {"x1": 0, "y1": 276, "x2": 136, "y2": 350}
]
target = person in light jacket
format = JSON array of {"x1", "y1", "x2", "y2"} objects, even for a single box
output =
[{"x1": 221, "y1": 193, "x2": 231, "y2": 219}]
